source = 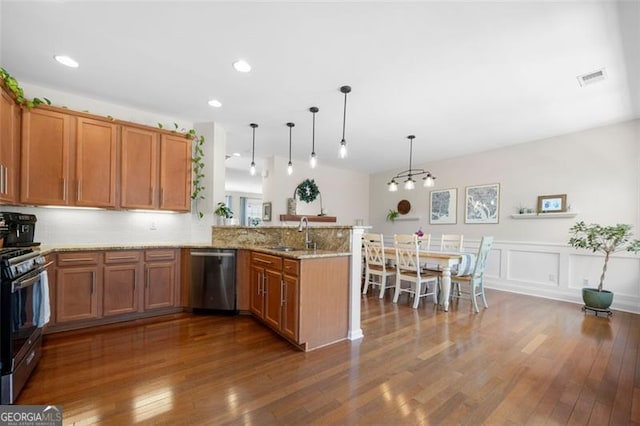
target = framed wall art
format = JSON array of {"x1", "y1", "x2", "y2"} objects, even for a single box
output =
[
  {"x1": 262, "y1": 202, "x2": 272, "y2": 222},
  {"x1": 430, "y1": 188, "x2": 457, "y2": 224},
  {"x1": 537, "y1": 194, "x2": 567, "y2": 213},
  {"x1": 465, "y1": 183, "x2": 500, "y2": 224}
]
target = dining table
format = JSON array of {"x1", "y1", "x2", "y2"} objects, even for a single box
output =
[{"x1": 384, "y1": 247, "x2": 475, "y2": 311}]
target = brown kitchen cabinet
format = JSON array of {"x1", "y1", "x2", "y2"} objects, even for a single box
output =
[
  {"x1": 250, "y1": 251, "x2": 349, "y2": 351},
  {"x1": 144, "y1": 249, "x2": 178, "y2": 310},
  {"x1": 55, "y1": 252, "x2": 101, "y2": 323},
  {"x1": 103, "y1": 250, "x2": 141, "y2": 316},
  {"x1": 121, "y1": 126, "x2": 191, "y2": 212},
  {"x1": 20, "y1": 107, "x2": 117, "y2": 207},
  {"x1": 0, "y1": 85, "x2": 20, "y2": 204}
]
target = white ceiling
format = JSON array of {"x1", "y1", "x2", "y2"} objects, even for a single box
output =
[{"x1": 2, "y1": 1, "x2": 639, "y2": 179}]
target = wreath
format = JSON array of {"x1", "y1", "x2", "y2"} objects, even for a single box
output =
[{"x1": 296, "y1": 179, "x2": 320, "y2": 203}]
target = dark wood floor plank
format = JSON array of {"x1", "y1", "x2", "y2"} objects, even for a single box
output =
[{"x1": 15, "y1": 289, "x2": 640, "y2": 425}]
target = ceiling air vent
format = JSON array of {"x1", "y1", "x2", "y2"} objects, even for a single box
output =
[{"x1": 577, "y1": 68, "x2": 606, "y2": 87}]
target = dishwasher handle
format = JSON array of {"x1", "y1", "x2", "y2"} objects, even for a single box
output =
[{"x1": 191, "y1": 251, "x2": 235, "y2": 257}]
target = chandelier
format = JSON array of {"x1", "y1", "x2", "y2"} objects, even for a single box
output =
[{"x1": 387, "y1": 135, "x2": 436, "y2": 191}]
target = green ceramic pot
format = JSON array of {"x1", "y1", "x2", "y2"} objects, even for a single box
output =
[{"x1": 582, "y1": 287, "x2": 614, "y2": 310}]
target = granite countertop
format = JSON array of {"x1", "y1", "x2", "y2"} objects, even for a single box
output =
[{"x1": 38, "y1": 243, "x2": 350, "y2": 260}]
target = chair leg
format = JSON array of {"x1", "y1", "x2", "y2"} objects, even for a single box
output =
[
  {"x1": 412, "y1": 282, "x2": 422, "y2": 309},
  {"x1": 379, "y1": 276, "x2": 387, "y2": 299},
  {"x1": 362, "y1": 270, "x2": 370, "y2": 295},
  {"x1": 393, "y1": 275, "x2": 402, "y2": 303},
  {"x1": 479, "y1": 279, "x2": 488, "y2": 308},
  {"x1": 433, "y1": 281, "x2": 438, "y2": 304},
  {"x1": 471, "y1": 281, "x2": 479, "y2": 313}
]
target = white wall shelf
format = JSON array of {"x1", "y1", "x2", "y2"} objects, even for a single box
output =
[
  {"x1": 510, "y1": 212, "x2": 578, "y2": 219},
  {"x1": 394, "y1": 216, "x2": 421, "y2": 222}
]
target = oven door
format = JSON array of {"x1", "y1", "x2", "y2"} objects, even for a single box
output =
[{"x1": 1, "y1": 267, "x2": 44, "y2": 373}]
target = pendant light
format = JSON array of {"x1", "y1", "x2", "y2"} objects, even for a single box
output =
[
  {"x1": 386, "y1": 135, "x2": 437, "y2": 191},
  {"x1": 286, "y1": 122, "x2": 295, "y2": 175},
  {"x1": 249, "y1": 123, "x2": 258, "y2": 176},
  {"x1": 338, "y1": 85, "x2": 351, "y2": 159},
  {"x1": 309, "y1": 107, "x2": 319, "y2": 168}
]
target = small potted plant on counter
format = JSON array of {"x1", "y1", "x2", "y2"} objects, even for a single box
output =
[
  {"x1": 214, "y1": 202, "x2": 235, "y2": 225},
  {"x1": 568, "y1": 221, "x2": 640, "y2": 313}
]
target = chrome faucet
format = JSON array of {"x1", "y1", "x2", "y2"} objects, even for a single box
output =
[{"x1": 297, "y1": 216, "x2": 314, "y2": 249}]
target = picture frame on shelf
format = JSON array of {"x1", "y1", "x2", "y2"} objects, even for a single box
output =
[
  {"x1": 430, "y1": 188, "x2": 457, "y2": 224},
  {"x1": 465, "y1": 183, "x2": 500, "y2": 224},
  {"x1": 537, "y1": 194, "x2": 567, "y2": 213},
  {"x1": 262, "y1": 202, "x2": 272, "y2": 222}
]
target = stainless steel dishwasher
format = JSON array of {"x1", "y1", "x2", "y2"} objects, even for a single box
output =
[{"x1": 190, "y1": 249, "x2": 237, "y2": 313}]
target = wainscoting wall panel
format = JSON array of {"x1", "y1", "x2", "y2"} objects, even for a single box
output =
[{"x1": 467, "y1": 239, "x2": 640, "y2": 314}]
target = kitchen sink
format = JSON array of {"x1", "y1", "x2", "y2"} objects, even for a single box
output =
[{"x1": 267, "y1": 246, "x2": 300, "y2": 252}]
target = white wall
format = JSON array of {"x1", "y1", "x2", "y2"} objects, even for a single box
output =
[
  {"x1": 9, "y1": 83, "x2": 217, "y2": 245},
  {"x1": 370, "y1": 119, "x2": 640, "y2": 312},
  {"x1": 261, "y1": 155, "x2": 369, "y2": 226}
]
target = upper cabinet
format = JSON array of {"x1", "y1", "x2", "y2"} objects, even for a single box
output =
[
  {"x1": 19, "y1": 106, "x2": 192, "y2": 212},
  {"x1": 121, "y1": 127, "x2": 191, "y2": 212},
  {"x1": 20, "y1": 108, "x2": 72, "y2": 205},
  {"x1": 0, "y1": 86, "x2": 20, "y2": 204},
  {"x1": 21, "y1": 108, "x2": 117, "y2": 208}
]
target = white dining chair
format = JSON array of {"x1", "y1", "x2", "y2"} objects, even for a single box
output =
[
  {"x1": 362, "y1": 233, "x2": 395, "y2": 298},
  {"x1": 450, "y1": 236, "x2": 494, "y2": 313},
  {"x1": 393, "y1": 234, "x2": 439, "y2": 309}
]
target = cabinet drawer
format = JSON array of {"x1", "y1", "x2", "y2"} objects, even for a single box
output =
[
  {"x1": 104, "y1": 250, "x2": 141, "y2": 264},
  {"x1": 57, "y1": 251, "x2": 100, "y2": 266},
  {"x1": 145, "y1": 249, "x2": 176, "y2": 262},
  {"x1": 251, "y1": 252, "x2": 282, "y2": 270},
  {"x1": 283, "y1": 259, "x2": 299, "y2": 277}
]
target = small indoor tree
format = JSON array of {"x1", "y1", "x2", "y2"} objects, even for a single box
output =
[{"x1": 568, "y1": 221, "x2": 640, "y2": 292}]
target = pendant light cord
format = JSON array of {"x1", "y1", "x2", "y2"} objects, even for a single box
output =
[
  {"x1": 251, "y1": 127, "x2": 256, "y2": 163},
  {"x1": 312, "y1": 111, "x2": 316, "y2": 152},
  {"x1": 341, "y1": 91, "x2": 347, "y2": 140}
]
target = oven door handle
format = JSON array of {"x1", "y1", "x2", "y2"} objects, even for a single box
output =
[{"x1": 11, "y1": 265, "x2": 50, "y2": 292}]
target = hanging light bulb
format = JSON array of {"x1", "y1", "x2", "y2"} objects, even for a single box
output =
[
  {"x1": 309, "y1": 107, "x2": 319, "y2": 168},
  {"x1": 404, "y1": 177, "x2": 416, "y2": 190},
  {"x1": 286, "y1": 122, "x2": 295, "y2": 176},
  {"x1": 423, "y1": 173, "x2": 435, "y2": 187},
  {"x1": 338, "y1": 85, "x2": 351, "y2": 158},
  {"x1": 249, "y1": 123, "x2": 258, "y2": 176},
  {"x1": 388, "y1": 179, "x2": 398, "y2": 192}
]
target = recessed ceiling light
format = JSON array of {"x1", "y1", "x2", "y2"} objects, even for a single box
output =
[
  {"x1": 54, "y1": 55, "x2": 79, "y2": 68},
  {"x1": 232, "y1": 152, "x2": 241, "y2": 157},
  {"x1": 208, "y1": 99, "x2": 222, "y2": 107},
  {"x1": 232, "y1": 60, "x2": 251, "y2": 73}
]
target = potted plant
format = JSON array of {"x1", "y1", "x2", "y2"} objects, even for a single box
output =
[
  {"x1": 568, "y1": 221, "x2": 640, "y2": 310},
  {"x1": 214, "y1": 202, "x2": 234, "y2": 225},
  {"x1": 386, "y1": 209, "x2": 399, "y2": 222}
]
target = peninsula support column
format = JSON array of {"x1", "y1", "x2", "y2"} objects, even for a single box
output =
[{"x1": 348, "y1": 227, "x2": 365, "y2": 341}]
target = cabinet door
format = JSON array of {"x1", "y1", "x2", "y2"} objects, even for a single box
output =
[
  {"x1": 76, "y1": 117, "x2": 117, "y2": 207},
  {"x1": 249, "y1": 265, "x2": 265, "y2": 317},
  {"x1": 121, "y1": 126, "x2": 158, "y2": 209},
  {"x1": 263, "y1": 268, "x2": 282, "y2": 330},
  {"x1": 56, "y1": 266, "x2": 99, "y2": 322},
  {"x1": 103, "y1": 264, "x2": 140, "y2": 316},
  {"x1": 21, "y1": 108, "x2": 71, "y2": 205},
  {"x1": 281, "y1": 274, "x2": 299, "y2": 341},
  {"x1": 0, "y1": 88, "x2": 19, "y2": 203},
  {"x1": 144, "y1": 262, "x2": 175, "y2": 310},
  {"x1": 159, "y1": 134, "x2": 191, "y2": 211}
]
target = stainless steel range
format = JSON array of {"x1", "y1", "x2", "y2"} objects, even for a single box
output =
[{"x1": 0, "y1": 247, "x2": 51, "y2": 404}]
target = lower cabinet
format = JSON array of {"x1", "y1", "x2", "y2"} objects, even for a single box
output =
[
  {"x1": 103, "y1": 250, "x2": 141, "y2": 316},
  {"x1": 144, "y1": 249, "x2": 177, "y2": 310},
  {"x1": 250, "y1": 251, "x2": 349, "y2": 351},
  {"x1": 250, "y1": 252, "x2": 299, "y2": 344},
  {"x1": 51, "y1": 248, "x2": 179, "y2": 330}
]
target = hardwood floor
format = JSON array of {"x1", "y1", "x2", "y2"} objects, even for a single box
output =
[{"x1": 18, "y1": 289, "x2": 640, "y2": 425}]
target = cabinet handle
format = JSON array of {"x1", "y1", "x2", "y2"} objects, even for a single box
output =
[
  {"x1": 77, "y1": 180, "x2": 82, "y2": 201},
  {"x1": 148, "y1": 254, "x2": 171, "y2": 259},
  {"x1": 62, "y1": 178, "x2": 67, "y2": 201},
  {"x1": 257, "y1": 272, "x2": 262, "y2": 295},
  {"x1": 0, "y1": 164, "x2": 4, "y2": 194},
  {"x1": 60, "y1": 257, "x2": 95, "y2": 262},
  {"x1": 262, "y1": 273, "x2": 266, "y2": 295},
  {"x1": 145, "y1": 266, "x2": 149, "y2": 288},
  {"x1": 4, "y1": 165, "x2": 8, "y2": 195},
  {"x1": 281, "y1": 280, "x2": 286, "y2": 306},
  {"x1": 108, "y1": 256, "x2": 138, "y2": 261},
  {"x1": 253, "y1": 258, "x2": 272, "y2": 265},
  {"x1": 149, "y1": 187, "x2": 154, "y2": 204},
  {"x1": 160, "y1": 188, "x2": 164, "y2": 206}
]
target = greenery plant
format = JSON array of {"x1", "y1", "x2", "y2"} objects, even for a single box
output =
[
  {"x1": 214, "y1": 202, "x2": 234, "y2": 219},
  {"x1": 568, "y1": 221, "x2": 640, "y2": 291},
  {"x1": 0, "y1": 66, "x2": 51, "y2": 108},
  {"x1": 386, "y1": 209, "x2": 399, "y2": 222}
]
